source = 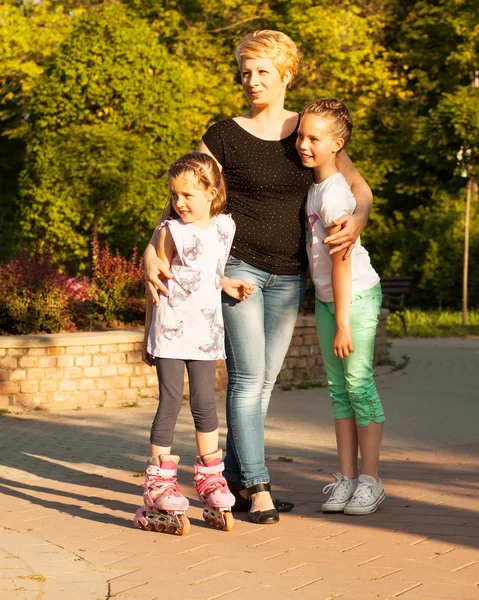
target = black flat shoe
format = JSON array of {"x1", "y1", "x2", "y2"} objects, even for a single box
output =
[
  {"x1": 227, "y1": 480, "x2": 294, "y2": 513},
  {"x1": 247, "y1": 482, "x2": 279, "y2": 524},
  {"x1": 272, "y1": 498, "x2": 294, "y2": 513},
  {"x1": 248, "y1": 508, "x2": 279, "y2": 524}
]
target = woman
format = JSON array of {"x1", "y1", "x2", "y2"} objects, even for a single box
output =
[{"x1": 145, "y1": 30, "x2": 372, "y2": 524}]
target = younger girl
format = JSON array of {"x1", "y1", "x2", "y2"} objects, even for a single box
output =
[
  {"x1": 297, "y1": 99, "x2": 385, "y2": 515},
  {"x1": 134, "y1": 152, "x2": 254, "y2": 534}
]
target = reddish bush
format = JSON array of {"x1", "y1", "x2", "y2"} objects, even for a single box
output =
[
  {"x1": 0, "y1": 250, "x2": 75, "y2": 334},
  {"x1": 89, "y1": 240, "x2": 145, "y2": 325},
  {"x1": 0, "y1": 243, "x2": 146, "y2": 334}
]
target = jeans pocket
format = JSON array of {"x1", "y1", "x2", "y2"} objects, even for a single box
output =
[{"x1": 224, "y1": 256, "x2": 244, "y2": 273}]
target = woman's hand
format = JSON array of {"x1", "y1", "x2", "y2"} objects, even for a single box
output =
[
  {"x1": 333, "y1": 326, "x2": 354, "y2": 359},
  {"x1": 323, "y1": 212, "x2": 368, "y2": 258},
  {"x1": 144, "y1": 247, "x2": 173, "y2": 306},
  {"x1": 222, "y1": 276, "x2": 255, "y2": 301},
  {"x1": 141, "y1": 341, "x2": 155, "y2": 367}
]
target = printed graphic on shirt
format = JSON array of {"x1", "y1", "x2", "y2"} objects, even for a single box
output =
[
  {"x1": 183, "y1": 235, "x2": 204, "y2": 261},
  {"x1": 179, "y1": 270, "x2": 201, "y2": 294},
  {"x1": 161, "y1": 321, "x2": 184, "y2": 340},
  {"x1": 201, "y1": 307, "x2": 224, "y2": 340},
  {"x1": 307, "y1": 214, "x2": 319, "y2": 247},
  {"x1": 215, "y1": 260, "x2": 223, "y2": 290},
  {"x1": 168, "y1": 284, "x2": 189, "y2": 308},
  {"x1": 217, "y1": 224, "x2": 230, "y2": 246},
  {"x1": 199, "y1": 307, "x2": 224, "y2": 358},
  {"x1": 199, "y1": 340, "x2": 223, "y2": 359}
]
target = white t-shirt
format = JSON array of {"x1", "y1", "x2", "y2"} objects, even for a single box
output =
[
  {"x1": 147, "y1": 214, "x2": 235, "y2": 360},
  {"x1": 306, "y1": 172, "x2": 379, "y2": 303}
]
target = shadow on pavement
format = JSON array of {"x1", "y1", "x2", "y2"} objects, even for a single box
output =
[{"x1": 0, "y1": 410, "x2": 477, "y2": 550}]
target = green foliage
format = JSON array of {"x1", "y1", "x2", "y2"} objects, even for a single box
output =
[
  {"x1": 0, "y1": 0, "x2": 477, "y2": 310},
  {"x1": 283, "y1": 1, "x2": 410, "y2": 113},
  {"x1": 20, "y1": 123, "x2": 164, "y2": 271},
  {"x1": 19, "y1": 2, "x2": 201, "y2": 269},
  {"x1": 0, "y1": 1, "x2": 74, "y2": 137},
  {"x1": 0, "y1": 1, "x2": 74, "y2": 261}
]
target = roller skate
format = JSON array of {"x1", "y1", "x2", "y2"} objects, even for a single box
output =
[
  {"x1": 133, "y1": 455, "x2": 190, "y2": 535},
  {"x1": 193, "y1": 449, "x2": 235, "y2": 531}
]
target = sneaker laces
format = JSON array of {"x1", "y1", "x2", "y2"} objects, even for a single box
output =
[
  {"x1": 350, "y1": 480, "x2": 380, "y2": 504},
  {"x1": 322, "y1": 473, "x2": 354, "y2": 502}
]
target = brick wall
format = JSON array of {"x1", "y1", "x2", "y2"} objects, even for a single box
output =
[
  {"x1": 0, "y1": 311, "x2": 389, "y2": 409},
  {"x1": 0, "y1": 331, "x2": 158, "y2": 409}
]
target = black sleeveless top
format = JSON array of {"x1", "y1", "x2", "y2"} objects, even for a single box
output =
[{"x1": 202, "y1": 118, "x2": 313, "y2": 275}]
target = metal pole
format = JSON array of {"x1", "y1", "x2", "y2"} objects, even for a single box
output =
[{"x1": 462, "y1": 179, "x2": 471, "y2": 326}]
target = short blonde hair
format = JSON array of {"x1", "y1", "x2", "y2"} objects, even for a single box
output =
[
  {"x1": 168, "y1": 152, "x2": 227, "y2": 217},
  {"x1": 235, "y1": 30, "x2": 300, "y2": 88},
  {"x1": 301, "y1": 98, "x2": 353, "y2": 146}
]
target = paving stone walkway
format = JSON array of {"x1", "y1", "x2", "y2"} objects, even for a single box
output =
[{"x1": 0, "y1": 337, "x2": 478, "y2": 600}]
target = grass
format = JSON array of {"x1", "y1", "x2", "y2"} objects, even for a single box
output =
[
  {"x1": 387, "y1": 309, "x2": 479, "y2": 338},
  {"x1": 18, "y1": 573, "x2": 47, "y2": 582}
]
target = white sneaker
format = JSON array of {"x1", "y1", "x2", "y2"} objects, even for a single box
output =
[
  {"x1": 321, "y1": 473, "x2": 358, "y2": 513},
  {"x1": 344, "y1": 474, "x2": 385, "y2": 515}
]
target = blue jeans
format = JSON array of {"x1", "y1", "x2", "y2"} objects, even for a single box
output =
[
  {"x1": 315, "y1": 282, "x2": 385, "y2": 426},
  {"x1": 222, "y1": 257, "x2": 307, "y2": 488}
]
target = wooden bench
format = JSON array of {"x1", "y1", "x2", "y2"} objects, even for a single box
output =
[{"x1": 380, "y1": 276, "x2": 414, "y2": 335}]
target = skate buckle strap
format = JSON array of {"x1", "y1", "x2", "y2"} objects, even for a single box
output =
[
  {"x1": 146, "y1": 465, "x2": 177, "y2": 478},
  {"x1": 195, "y1": 474, "x2": 227, "y2": 497},
  {"x1": 197, "y1": 462, "x2": 225, "y2": 475}
]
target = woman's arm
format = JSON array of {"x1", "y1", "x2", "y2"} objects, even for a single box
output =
[
  {"x1": 325, "y1": 150, "x2": 373, "y2": 257},
  {"x1": 157, "y1": 225, "x2": 175, "y2": 269},
  {"x1": 142, "y1": 226, "x2": 176, "y2": 365},
  {"x1": 141, "y1": 294, "x2": 155, "y2": 366},
  {"x1": 327, "y1": 223, "x2": 355, "y2": 358},
  {"x1": 144, "y1": 204, "x2": 174, "y2": 304}
]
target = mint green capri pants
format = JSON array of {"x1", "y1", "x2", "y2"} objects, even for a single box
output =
[{"x1": 315, "y1": 282, "x2": 385, "y2": 427}]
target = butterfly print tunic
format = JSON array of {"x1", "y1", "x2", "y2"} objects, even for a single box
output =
[{"x1": 147, "y1": 214, "x2": 235, "y2": 360}]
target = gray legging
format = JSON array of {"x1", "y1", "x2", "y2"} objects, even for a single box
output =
[{"x1": 150, "y1": 358, "x2": 219, "y2": 447}]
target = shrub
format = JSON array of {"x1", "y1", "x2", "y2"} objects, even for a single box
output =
[
  {"x1": 90, "y1": 240, "x2": 145, "y2": 325},
  {"x1": 0, "y1": 250, "x2": 75, "y2": 334},
  {"x1": 0, "y1": 243, "x2": 146, "y2": 334}
]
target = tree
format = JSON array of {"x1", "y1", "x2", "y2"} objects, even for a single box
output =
[
  {"x1": 429, "y1": 85, "x2": 479, "y2": 317},
  {"x1": 19, "y1": 2, "x2": 204, "y2": 270},
  {"x1": 0, "y1": 0, "x2": 74, "y2": 261}
]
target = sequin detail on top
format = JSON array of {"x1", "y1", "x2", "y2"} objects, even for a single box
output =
[{"x1": 147, "y1": 215, "x2": 235, "y2": 360}]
